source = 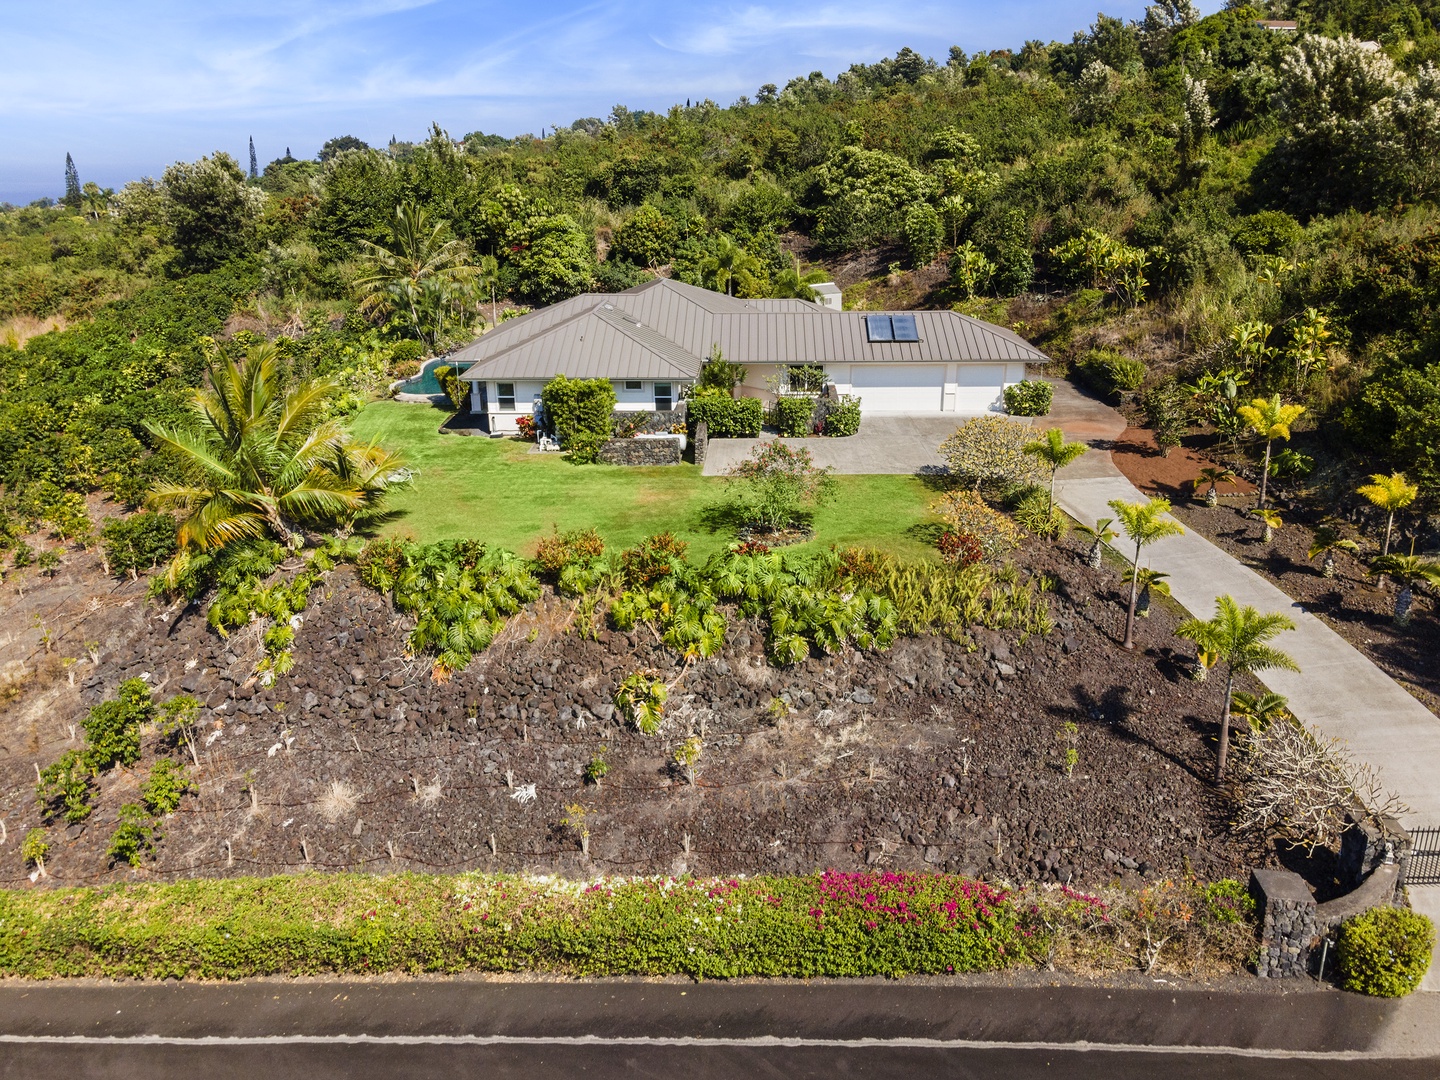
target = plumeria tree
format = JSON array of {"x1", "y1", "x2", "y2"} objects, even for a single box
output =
[
  {"x1": 1108, "y1": 497, "x2": 1184, "y2": 649},
  {"x1": 1176, "y1": 596, "x2": 1299, "y2": 780}
]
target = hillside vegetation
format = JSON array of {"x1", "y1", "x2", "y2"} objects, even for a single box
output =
[{"x1": 4, "y1": 0, "x2": 1440, "y2": 554}]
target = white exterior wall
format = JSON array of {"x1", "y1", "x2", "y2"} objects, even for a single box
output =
[
  {"x1": 611, "y1": 379, "x2": 689, "y2": 412},
  {"x1": 475, "y1": 379, "x2": 547, "y2": 433}
]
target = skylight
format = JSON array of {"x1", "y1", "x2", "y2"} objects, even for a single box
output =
[{"x1": 864, "y1": 314, "x2": 919, "y2": 343}]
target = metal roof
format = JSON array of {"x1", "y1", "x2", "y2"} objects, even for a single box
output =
[{"x1": 458, "y1": 278, "x2": 1047, "y2": 383}]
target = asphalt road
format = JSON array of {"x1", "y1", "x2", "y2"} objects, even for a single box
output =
[{"x1": 1, "y1": 979, "x2": 1435, "y2": 1079}]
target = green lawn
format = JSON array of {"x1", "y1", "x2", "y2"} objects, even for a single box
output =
[{"x1": 350, "y1": 401, "x2": 939, "y2": 559}]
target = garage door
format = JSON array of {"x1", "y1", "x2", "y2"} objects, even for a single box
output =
[
  {"x1": 954, "y1": 364, "x2": 1005, "y2": 413},
  {"x1": 849, "y1": 365, "x2": 944, "y2": 414}
]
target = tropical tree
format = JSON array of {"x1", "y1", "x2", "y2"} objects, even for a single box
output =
[
  {"x1": 354, "y1": 202, "x2": 479, "y2": 349},
  {"x1": 1369, "y1": 555, "x2": 1440, "y2": 627},
  {"x1": 1074, "y1": 517, "x2": 1117, "y2": 570},
  {"x1": 474, "y1": 253, "x2": 501, "y2": 329},
  {"x1": 771, "y1": 254, "x2": 829, "y2": 301},
  {"x1": 1193, "y1": 465, "x2": 1238, "y2": 508},
  {"x1": 1236, "y1": 394, "x2": 1305, "y2": 508},
  {"x1": 145, "y1": 344, "x2": 404, "y2": 577},
  {"x1": 1023, "y1": 427, "x2": 1088, "y2": 516},
  {"x1": 1175, "y1": 596, "x2": 1299, "y2": 780},
  {"x1": 699, "y1": 232, "x2": 760, "y2": 296},
  {"x1": 1230, "y1": 691, "x2": 1293, "y2": 732},
  {"x1": 1356, "y1": 471, "x2": 1418, "y2": 557},
  {"x1": 1108, "y1": 497, "x2": 1185, "y2": 649},
  {"x1": 1307, "y1": 526, "x2": 1360, "y2": 578},
  {"x1": 1253, "y1": 507, "x2": 1283, "y2": 543}
]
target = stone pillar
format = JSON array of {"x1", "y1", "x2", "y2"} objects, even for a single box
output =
[
  {"x1": 1338, "y1": 812, "x2": 1410, "y2": 889},
  {"x1": 1251, "y1": 868, "x2": 1318, "y2": 978},
  {"x1": 693, "y1": 420, "x2": 708, "y2": 469}
]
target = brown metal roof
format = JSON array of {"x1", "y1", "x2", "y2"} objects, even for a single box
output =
[{"x1": 456, "y1": 278, "x2": 1048, "y2": 383}]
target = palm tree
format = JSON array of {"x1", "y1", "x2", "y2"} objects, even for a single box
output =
[
  {"x1": 1236, "y1": 393, "x2": 1305, "y2": 508},
  {"x1": 1074, "y1": 517, "x2": 1118, "y2": 570},
  {"x1": 1253, "y1": 507, "x2": 1283, "y2": 543},
  {"x1": 1108, "y1": 497, "x2": 1185, "y2": 649},
  {"x1": 1229, "y1": 690, "x2": 1292, "y2": 732},
  {"x1": 1369, "y1": 555, "x2": 1440, "y2": 627},
  {"x1": 1134, "y1": 568, "x2": 1170, "y2": 618},
  {"x1": 1176, "y1": 596, "x2": 1299, "y2": 780},
  {"x1": 474, "y1": 253, "x2": 501, "y2": 330},
  {"x1": 145, "y1": 344, "x2": 404, "y2": 568},
  {"x1": 354, "y1": 202, "x2": 478, "y2": 349},
  {"x1": 1356, "y1": 471, "x2": 1418, "y2": 557},
  {"x1": 1024, "y1": 428, "x2": 1089, "y2": 517},
  {"x1": 1307, "y1": 525, "x2": 1359, "y2": 579},
  {"x1": 1193, "y1": 465, "x2": 1238, "y2": 508},
  {"x1": 771, "y1": 254, "x2": 828, "y2": 301},
  {"x1": 700, "y1": 233, "x2": 759, "y2": 296}
]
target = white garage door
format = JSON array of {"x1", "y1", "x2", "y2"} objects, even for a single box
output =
[
  {"x1": 850, "y1": 365, "x2": 944, "y2": 414},
  {"x1": 954, "y1": 364, "x2": 1005, "y2": 413}
]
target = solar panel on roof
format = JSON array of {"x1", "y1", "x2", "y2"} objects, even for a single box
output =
[
  {"x1": 864, "y1": 314, "x2": 893, "y2": 342},
  {"x1": 891, "y1": 314, "x2": 918, "y2": 341}
]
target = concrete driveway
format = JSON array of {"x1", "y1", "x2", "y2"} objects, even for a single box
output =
[{"x1": 701, "y1": 415, "x2": 976, "y2": 476}]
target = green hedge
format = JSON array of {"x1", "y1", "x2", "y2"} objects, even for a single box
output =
[
  {"x1": 1003, "y1": 380, "x2": 1052, "y2": 416},
  {"x1": 431, "y1": 365, "x2": 468, "y2": 412},
  {"x1": 0, "y1": 871, "x2": 1029, "y2": 980},
  {"x1": 1077, "y1": 349, "x2": 1146, "y2": 397},
  {"x1": 1337, "y1": 906, "x2": 1435, "y2": 997},
  {"x1": 688, "y1": 391, "x2": 763, "y2": 438},
  {"x1": 774, "y1": 396, "x2": 817, "y2": 437},
  {"x1": 822, "y1": 395, "x2": 862, "y2": 437},
  {"x1": 541, "y1": 375, "x2": 616, "y2": 454}
]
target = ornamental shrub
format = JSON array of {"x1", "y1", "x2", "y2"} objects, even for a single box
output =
[
  {"x1": 937, "y1": 531, "x2": 984, "y2": 567},
  {"x1": 939, "y1": 415, "x2": 1044, "y2": 492},
  {"x1": 930, "y1": 490, "x2": 1024, "y2": 560},
  {"x1": 688, "y1": 388, "x2": 762, "y2": 437},
  {"x1": 1003, "y1": 380, "x2": 1053, "y2": 416},
  {"x1": 726, "y1": 441, "x2": 836, "y2": 531},
  {"x1": 431, "y1": 365, "x2": 468, "y2": 412},
  {"x1": 1011, "y1": 487, "x2": 1067, "y2": 539},
  {"x1": 1336, "y1": 907, "x2": 1434, "y2": 997},
  {"x1": 541, "y1": 375, "x2": 616, "y2": 452},
  {"x1": 533, "y1": 527, "x2": 605, "y2": 578},
  {"x1": 821, "y1": 395, "x2": 862, "y2": 437},
  {"x1": 1078, "y1": 349, "x2": 1146, "y2": 397},
  {"x1": 773, "y1": 396, "x2": 817, "y2": 437}
]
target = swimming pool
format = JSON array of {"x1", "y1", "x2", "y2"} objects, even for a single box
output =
[{"x1": 404, "y1": 357, "x2": 472, "y2": 396}]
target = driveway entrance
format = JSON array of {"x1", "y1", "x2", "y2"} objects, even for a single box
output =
[{"x1": 701, "y1": 415, "x2": 970, "y2": 476}]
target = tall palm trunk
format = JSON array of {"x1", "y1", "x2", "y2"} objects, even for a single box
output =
[
  {"x1": 1258, "y1": 438, "x2": 1272, "y2": 508},
  {"x1": 1217, "y1": 670, "x2": 1235, "y2": 781},
  {"x1": 1382, "y1": 511, "x2": 1395, "y2": 557},
  {"x1": 1123, "y1": 544, "x2": 1141, "y2": 649}
]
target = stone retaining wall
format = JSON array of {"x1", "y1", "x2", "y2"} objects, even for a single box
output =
[
  {"x1": 597, "y1": 437, "x2": 683, "y2": 466},
  {"x1": 1252, "y1": 868, "x2": 1318, "y2": 979},
  {"x1": 693, "y1": 420, "x2": 709, "y2": 468}
]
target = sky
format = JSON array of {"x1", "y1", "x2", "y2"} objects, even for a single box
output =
[{"x1": 0, "y1": 1, "x2": 1223, "y2": 204}]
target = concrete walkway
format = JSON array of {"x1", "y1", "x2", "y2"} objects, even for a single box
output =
[
  {"x1": 1048, "y1": 379, "x2": 1440, "y2": 828},
  {"x1": 701, "y1": 416, "x2": 962, "y2": 476}
]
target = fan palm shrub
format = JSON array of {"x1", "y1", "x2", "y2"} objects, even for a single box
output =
[
  {"x1": 1193, "y1": 465, "x2": 1238, "y2": 508},
  {"x1": 1369, "y1": 555, "x2": 1440, "y2": 627},
  {"x1": 1108, "y1": 498, "x2": 1185, "y2": 649},
  {"x1": 1253, "y1": 507, "x2": 1283, "y2": 543},
  {"x1": 1307, "y1": 526, "x2": 1360, "y2": 578},
  {"x1": 1176, "y1": 596, "x2": 1299, "y2": 780},
  {"x1": 1356, "y1": 472, "x2": 1418, "y2": 557}
]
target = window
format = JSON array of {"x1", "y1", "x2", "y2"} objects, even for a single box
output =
[
  {"x1": 785, "y1": 365, "x2": 826, "y2": 393},
  {"x1": 497, "y1": 382, "x2": 516, "y2": 409},
  {"x1": 654, "y1": 382, "x2": 673, "y2": 411},
  {"x1": 624, "y1": 380, "x2": 643, "y2": 391},
  {"x1": 863, "y1": 314, "x2": 920, "y2": 343}
]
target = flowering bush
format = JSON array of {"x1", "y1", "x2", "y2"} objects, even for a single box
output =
[
  {"x1": 930, "y1": 490, "x2": 1024, "y2": 560},
  {"x1": 515, "y1": 414, "x2": 536, "y2": 441}
]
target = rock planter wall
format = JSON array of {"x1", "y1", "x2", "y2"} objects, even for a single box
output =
[
  {"x1": 693, "y1": 420, "x2": 709, "y2": 468},
  {"x1": 1252, "y1": 868, "x2": 1319, "y2": 978},
  {"x1": 614, "y1": 407, "x2": 685, "y2": 435},
  {"x1": 597, "y1": 436, "x2": 683, "y2": 466}
]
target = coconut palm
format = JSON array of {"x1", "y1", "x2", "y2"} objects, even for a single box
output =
[
  {"x1": 1108, "y1": 497, "x2": 1185, "y2": 650},
  {"x1": 1023, "y1": 428, "x2": 1089, "y2": 517},
  {"x1": 1229, "y1": 690, "x2": 1292, "y2": 732},
  {"x1": 354, "y1": 202, "x2": 479, "y2": 349},
  {"x1": 1236, "y1": 394, "x2": 1305, "y2": 508},
  {"x1": 1253, "y1": 507, "x2": 1283, "y2": 543},
  {"x1": 1356, "y1": 471, "x2": 1418, "y2": 557},
  {"x1": 1074, "y1": 517, "x2": 1118, "y2": 570},
  {"x1": 1176, "y1": 596, "x2": 1299, "y2": 780},
  {"x1": 475, "y1": 253, "x2": 501, "y2": 330},
  {"x1": 145, "y1": 344, "x2": 404, "y2": 569},
  {"x1": 1134, "y1": 568, "x2": 1170, "y2": 618},
  {"x1": 1307, "y1": 526, "x2": 1359, "y2": 579},
  {"x1": 1193, "y1": 465, "x2": 1238, "y2": 508},
  {"x1": 1369, "y1": 555, "x2": 1440, "y2": 627},
  {"x1": 700, "y1": 232, "x2": 760, "y2": 297}
]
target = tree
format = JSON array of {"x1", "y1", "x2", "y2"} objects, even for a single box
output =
[
  {"x1": 1176, "y1": 596, "x2": 1299, "y2": 780},
  {"x1": 1108, "y1": 497, "x2": 1185, "y2": 650},
  {"x1": 1023, "y1": 427, "x2": 1088, "y2": 517},
  {"x1": 726, "y1": 441, "x2": 835, "y2": 531},
  {"x1": 354, "y1": 202, "x2": 479, "y2": 349},
  {"x1": 699, "y1": 232, "x2": 759, "y2": 296},
  {"x1": 1142, "y1": 380, "x2": 1189, "y2": 457},
  {"x1": 940, "y1": 415, "x2": 1044, "y2": 492},
  {"x1": 63, "y1": 153, "x2": 81, "y2": 209},
  {"x1": 812, "y1": 145, "x2": 935, "y2": 253},
  {"x1": 1369, "y1": 555, "x2": 1440, "y2": 627},
  {"x1": 1193, "y1": 465, "x2": 1238, "y2": 508},
  {"x1": 902, "y1": 202, "x2": 944, "y2": 267},
  {"x1": 950, "y1": 241, "x2": 996, "y2": 298},
  {"x1": 611, "y1": 204, "x2": 678, "y2": 268},
  {"x1": 506, "y1": 213, "x2": 595, "y2": 305},
  {"x1": 1074, "y1": 517, "x2": 1117, "y2": 570},
  {"x1": 1356, "y1": 471, "x2": 1418, "y2": 557},
  {"x1": 80, "y1": 182, "x2": 112, "y2": 222},
  {"x1": 248, "y1": 136, "x2": 258, "y2": 180},
  {"x1": 162, "y1": 152, "x2": 266, "y2": 270},
  {"x1": 1307, "y1": 526, "x2": 1359, "y2": 579},
  {"x1": 145, "y1": 343, "x2": 404, "y2": 573},
  {"x1": 319, "y1": 135, "x2": 370, "y2": 162},
  {"x1": 1237, "y1": 394, "x2": 1305, "y2": 508},
  {"x1": 771, "y1": 254, "x2": 827, "y2": 301}
]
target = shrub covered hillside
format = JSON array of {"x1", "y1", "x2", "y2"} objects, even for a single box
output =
[{"x1": 6, "y1": 0, "x2": 1440, "y2": 549}]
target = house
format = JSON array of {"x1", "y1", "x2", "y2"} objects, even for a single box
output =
[{"x1": 450, "y1": 278, "x2": 1047, "y2": 435}]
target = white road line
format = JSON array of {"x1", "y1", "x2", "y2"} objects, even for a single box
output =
[{"x1": 0, "y1": 1034, "x2": 1425, "y2": 1060}]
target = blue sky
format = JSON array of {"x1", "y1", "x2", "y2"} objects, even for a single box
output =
[{"x1": 0, "y1": 1, "x2": 1221, "y2": 203}]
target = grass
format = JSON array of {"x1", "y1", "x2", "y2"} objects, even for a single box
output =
[{"x1": 350, "y1": 401, "x2": 939, "y2": 560}]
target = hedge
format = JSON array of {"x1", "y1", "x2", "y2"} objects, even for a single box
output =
[
  {"x1": 1077, "y1": 349, "x2": 1146, "y2": 397},
  {"x1": 1003, "y1": 380, "x2": 1052, "y2": 416},
  {"x1": 541, "y1": 375, "x2": 616, "y2": 452},
  {"x1": 1336, "y1": 906, "x2": 1435, "y2": 997},
  {"x1": 822, "y1": 395, "x2": 862, "y2": 437},
  {"x1": 688, "y1": 392, "x2": 763, "y2": 438},
  {"x1": 774, "y1": 396, "x2": 817, "y2": 437}
]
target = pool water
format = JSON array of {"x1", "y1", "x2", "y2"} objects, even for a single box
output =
[{"x1": 406, "y1": 358, "x2": 471, "y2": 395}]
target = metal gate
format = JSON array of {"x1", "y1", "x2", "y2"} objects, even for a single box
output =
[{"x1": 1404, "y1": 826, "x2": 1440, "y2": 885}]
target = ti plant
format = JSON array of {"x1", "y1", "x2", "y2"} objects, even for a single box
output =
[
  {"x1": 1073, "y1": 517, "x2": 1118, "y2": 571},
  {"x1": 1253, "y1": 507, "x2": 1283, "y2": 544},
  {"x1": 1193, "y1": 465, "x2": 1238, "y2": 508},
  {"x1": 1369, "y1": 555, "x2": 1440, "y2": 627},
  {"x1": 615, "y1": 671, "x2": 668, "y2": 735},
  {"x1": 674, "y1": 735, "x2": 703, "y2": 786},
  {"x1": 1306, "y1": 526, "x2": 1360, "y2": 579}
]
